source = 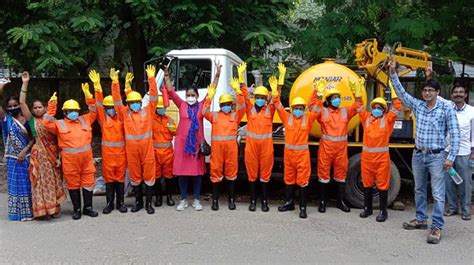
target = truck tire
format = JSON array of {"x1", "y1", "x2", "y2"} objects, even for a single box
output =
[{"x1": 345, "y1": 153, "x2": 401, "y2": 208}]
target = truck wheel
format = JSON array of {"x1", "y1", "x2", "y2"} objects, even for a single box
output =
[{"x1": 345, "y1": 153, "x2": 401, "y2": 208}]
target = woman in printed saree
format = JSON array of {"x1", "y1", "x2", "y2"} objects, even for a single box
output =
[
  {"x1": 19, "y1": 72, "x2": 65, "y2": 219},
  {"x1": 0, "y1": 71, "x2": 34, "y2": 221}
]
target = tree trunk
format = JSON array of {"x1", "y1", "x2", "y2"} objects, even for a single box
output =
[{"x1": 127, "y1": 20, "x2": 148, "y2": 94}]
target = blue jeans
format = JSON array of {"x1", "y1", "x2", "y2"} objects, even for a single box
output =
[
  {"x1": 411, "y1": 151, "x2": 447, "y2": 229},
  {"x1": 178, "y1": 176, "x2": 202, "y2": 200},
  {"x1": 445, "y1": 155, "x2": 472, "y2": 215}
]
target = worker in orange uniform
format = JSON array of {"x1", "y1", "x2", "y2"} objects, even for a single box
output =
[
  {"x1": 359, "y1": 82, "x2": 402, "y2": 222},
  {"x1": 203, "y1": 78, "x2": 246, "y2": 211},
  {"x1": 241, "y1": 63, "x2": 286, "y2": 212},
  {"x1": 42, "y1": 84, "x2": 98, "y2": 220},
  {"x1": 272, "y1": 76, "x2": 319, "y2": 219},
  {"x1": 88, "y1": 69, "x2": 128, "y2": 214},
  {"x1": 111, "y1": 65, "x2": 158, "y2": 215},
  {"x1": 311, "y1": 77, "x2": 364, "y2": 213},
  {"x1": 152, "y1": 92, "x2": 177, "y2": 208}
]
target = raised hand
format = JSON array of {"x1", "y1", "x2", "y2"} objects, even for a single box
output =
[
  {"x1": 146, "y1": 64, "x2": 156, "y2": 78},
  {"x1": 82, "y1": 83, "x2": 93, "y2": 99},
  {"x1": 110, "y1": 68, "x2": 119, "y2": 83},
  {"x1": 207, "y1": 83, "x2": 216, "y2": 100},
  {"x1": 49, "y1": 92, "x2": 58, "y2": 103},
  {"x1": 230, "y1": 77, "x2": 241, "y2": 94},
  {"x1": 21, "y1": 71, "x2": 30, "y2": 83},
  {"x1": 269, "y1": 76, "x2": 278, "y2": 97},
  {"x1": 277, "y1": 63, "x2": 286, "y2": 86},
  {"x1": 237, "y1": 62, "x2": 247, "y2": 83}
]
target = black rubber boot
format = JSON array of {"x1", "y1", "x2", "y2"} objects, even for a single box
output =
[
  {"x1": 376, "y1": 190, "x2": 388, "y2": 222},
  {"x1": 360, "y1": 188, "x2": 373, "y2": 218},
  {"x1": 228, "y1": 181, "x2": 236, "y2": 210},
  {"x1": 145, "y1": 185, "x2": 155, "y2": 214},
  {"x1": 318, "y1": 182, "x2": 327, "y2": 213},
  {"x1": 115, "y1": 182, "x2": 128, "y2": 213},
  {"x1": 299, "y1": 186, "x2": 307, "y2": 219},
  {"x1": 336, "y1": 182, "x2": 351, "y2": 213},
  {"x1": 165, "y1": 178, "x2": 175, "y2": 206},
  {"x1": 102, "y1": 183, "x2": 115, "y2": 214},
  {"x1": 153, "y1": 180, "x2": 163, "y2": 207},
  {"x1": 211, "y1": 182, "x2": 219, "y2": 211},
  {"x1": 68, "y1": 189, "x2": 82, "y2": 220},
  {"x1": 82, "y1": 189, "x2": 99, "y2": 217},
  {"x1": 261, "y1": 182, "x2": 269, "y2": 212},
  {"x1": 131, "y1": 185, "x2": 144, "y2": 213},
  {"x1": 278, "y1": 185, "x2": 295, "y2": 212},
  {"x1": 248, "y1": 181, "x2": 257, "y2": 212}
]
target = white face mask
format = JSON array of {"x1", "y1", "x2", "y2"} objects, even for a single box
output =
[{"x1": 186, "y1": 96, "x2": 197, "y2": 105}]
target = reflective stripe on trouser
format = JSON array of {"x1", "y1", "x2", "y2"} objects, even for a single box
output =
[
  {"x1": 244, "y1": 137, "x2": 273, "y2": 182},
  {"x1": 317, "y1": 139, "x2": 348, "y2": 183},
  {"x1": 61, "y1": 150, "x2": 95, "y2": 189},
  {"x1": 126, "y1": 139, "x2": 156, "y2": 186},
  {"x1": 284, "y1": 148, "x2": 310, "y2": 187},
  {"x1": 154, "y1": 142, "x2": 172, "y2": 148},
  {"x1": 210, "y1": 140, "x2": 238, "y2": 183},
  {"x1": 361, "y1": 151, "x2": 391, "y2": 190},
  {"x1": 62, "y1": 144, "x2": 92, "y2": 153},
  {"x1": 154, "y1": 146, "x2": 174, "y2": 179}
]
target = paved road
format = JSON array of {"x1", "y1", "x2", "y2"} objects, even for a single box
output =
[{"x1": 0, "y1": 193, "x2": 472, "y2": 264}]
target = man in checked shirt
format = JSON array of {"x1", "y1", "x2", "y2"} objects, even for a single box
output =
[{"x1": 388, "y1": 60, "x2": 460, "y2": 244}]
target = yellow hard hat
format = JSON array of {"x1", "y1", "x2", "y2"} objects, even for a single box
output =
[
  {"x1": 156, "y1": 96, "x2": 164, "y2": 108},
  {"x1": 291, "y1": 97, "x2": 306, "y2": 107},
  {"x1": 322, "y1": 88, "x2": 341, "y2": 102},
  {"x1": 103, "y1": 95, "x2": 114, "y2": 107},
  {"x1": 126, "y1": 91, "x2": 142, "y2": 102},
  {"x1": 219, "y1": 94, "x2": 234, "y2": 104},
  {"x1": 254, "y1": 86, "x2": 269, "y2": 96},
  {"x1": 370, "y1": 97, "x2": 388, "y2": 111},
  {"x1": 62, "y1": 99, "x2": 80, "y2": 110}
]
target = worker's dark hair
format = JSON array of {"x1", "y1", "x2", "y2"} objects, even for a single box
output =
[
  {"x1": 186, "y1": 86, "x2": 199, "y2": 97},
  {"x1": 451, "y1": 81, "x2": 470, "y2": 94},
  {"x1": 422, "y1": 79, "x2": 441, "y2": 91}
]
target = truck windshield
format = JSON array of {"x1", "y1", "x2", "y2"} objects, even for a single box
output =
[{"x1": 169, "y1": 59, "x2": 212, "y2": 91}]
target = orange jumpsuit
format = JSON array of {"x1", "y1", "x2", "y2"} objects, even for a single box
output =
[
  {"x1": 112, "y1": 77, "x2": 158, "y2": 186},
  {"x1": 95, "y1": 86, "x2": 127, "y2": 183},
  {"x1": 242, "y1": 86, "x2": 275, "y2": 183},
  {"x1": 42, "y1": 99, "x2": 97, "y2": 190},
  {"x1": 202, "y1": 94, "x2": 246, "y2": 183},
  {"x1": 312, "y1": 97, "x2": 363, "y2": 183},
  {"x1": 360, "y1": 99, "x2": 402, "y2": 191},
  {"x1": 152, "y1": 114, "x2": 176, "y2": 179},
  {"x1": 274, "y1": 98, "x2": 318, "y2": 187}
]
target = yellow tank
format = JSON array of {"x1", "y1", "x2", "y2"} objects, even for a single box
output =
[{"x1": 290, "y1": 59, "x2": 367, "y2": 137}]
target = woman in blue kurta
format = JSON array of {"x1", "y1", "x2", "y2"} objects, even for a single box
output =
[{"x1": 1, "y1": 74, "x2": 34, "y2": 221}]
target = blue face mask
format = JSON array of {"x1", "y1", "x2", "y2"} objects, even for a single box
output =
[
  {"x1": 221, "y1": 105, "x2": 232, "y2": 113},
  {"x1": 130, "y1": 102, "x2": 141, "y2": 112},
  {"x1": 67, "y1": 111, "x2": 79, "y2": 121},
  {"x1": 106, "y1": 108, "x2": 116, "y2": 117},
  {"x1": 331, "y1": 98, "x2": 341, "y2": 108},
  {"x1": 255, "y1": 98, "x2": 266, "y2": 107},
  {"x1": 372, "y1": 109, "x2": 383, "y2": 118},
  {"x1": 293, "y1": 109, "x2": 304, "y2": 118},
  {"x1": 156, "y1": 108, "x2": 166, "y2": 116}
]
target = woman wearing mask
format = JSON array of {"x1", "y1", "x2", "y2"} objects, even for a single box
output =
[
  {"x1": 1, "y1": 72, "x2": 34, "y2": 221},
  {"x1": 19, "y1": 71, "x2": 65, "y2": 219},
  {"x1": 164, "y1": 62, "x2": 222, "y2": 211}
]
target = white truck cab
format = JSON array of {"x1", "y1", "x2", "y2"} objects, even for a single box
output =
[{"x1": 154, "y1": 48, "x2": 245, "y2": 145}]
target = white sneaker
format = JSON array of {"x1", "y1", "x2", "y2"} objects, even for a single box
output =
[
  {"x1": 192, "y1": 199, "x2": 203, "y2": 211},
  {"x1": 177, "y1": 199, "x2": 188, "y2": 211}
]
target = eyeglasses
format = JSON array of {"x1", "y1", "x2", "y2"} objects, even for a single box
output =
[{"x1": 422, "y1": 88, "x2": 437, "y2": 93}]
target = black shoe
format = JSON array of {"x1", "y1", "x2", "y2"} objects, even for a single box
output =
[
  {"x1": 261, "y1": 182, "x2": 269, "y2": 212},
  {"x1": 153, "y1": 180, "x2": 163, "y2": 207},
  {"x1": 145, "y1": 185, "x2": 155, "y2": 214},
  {"x1": 165, "y1": 178, "x2": 175, "y2": 206},
  {"x1": 82, "y1": 189, "x2": 99, "y2": 217},
  {"x1": 299, "y1": 206, "x2": 307, "y2": 219},
  {"x1": 131, "y1": 185, "x2": 144, "y2": 213},
  {"x1": 103, "y1": 183, "x2": 115, "y2": 214},
  {"x1": 278, "y1": 185, "x2": 295, "y2": 212},
  {"x1": 115, "y1": 182, "x2": 128, "y2": 213},
  {"x1": 376, "y1": 190, "x2": 388, "y2": 222},
  {"x1": 69, "y1": 189, "x2": 82, "y2": 220},
  {"x1": 318, "y1": 182, "x2": 327, "y2": 213},
  {"x1": 228, "y1": 181, "x2": 236, "y2": 210},
  {"x1": 336, "y1": 182, "x2": 350, "y2": 213},
  {"x1": 248, "y1": 181, "x2": 257, "y2": 212},
  {"x1": 212, "y1": 182, "x2": 219, "y2": 211},
  {"x1": 360, "y1": 188, "x2": 373, "y2": 218},
  {"x1": 299, "y1": 186, "x2": 307, "y2": 218}
]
